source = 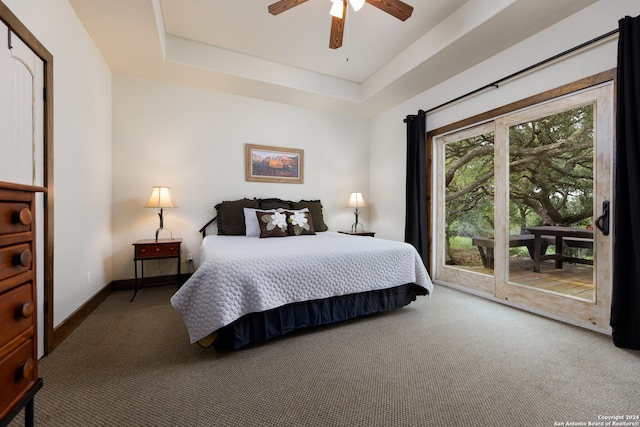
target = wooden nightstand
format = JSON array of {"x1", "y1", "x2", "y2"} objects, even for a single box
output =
[
  {"x1": 338, "y1": 230, "x2": 376, "y2": 237},
  {"x1": 132, "y1": 238, "x2": 182, "y2": 301}
]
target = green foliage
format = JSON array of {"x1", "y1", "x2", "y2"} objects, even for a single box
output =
[
  {"x1": 448, "y1": 236, "x2": 474, "y2": 250},
  {"x1": 444, "y1": 104, "x2": 595, "y2": 265},
  {"x1": 508, "y1": 104, "x2": 594, "y2": 226},
  {"x1": 445, "y1": 132, "x2": 495, "y2": 239}
]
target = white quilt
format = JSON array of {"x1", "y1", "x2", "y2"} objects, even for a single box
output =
[{"x1": 170, "y1": 232, "x2": 433, "y2": 343}]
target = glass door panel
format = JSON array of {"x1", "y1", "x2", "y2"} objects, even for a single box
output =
[
  {"x1": 434, "y1": 122, "x2": 495, "y2": 294},
  {"x1": 507, "y1": 104, "x2": 594, "y2": 301}
]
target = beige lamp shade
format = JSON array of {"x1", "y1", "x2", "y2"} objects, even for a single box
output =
[
  {"x1": 144, "y1": 186, "x2": 176, "y2": 209},
  {"x1": 346, "y1": 192, "x2": 366, "y2": 209}
]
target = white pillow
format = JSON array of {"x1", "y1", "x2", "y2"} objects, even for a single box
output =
[{"x1": 244, "y1": 208, "x2": 279, "y2": 237}]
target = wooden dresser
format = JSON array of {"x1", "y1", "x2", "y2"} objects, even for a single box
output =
[{"x1": 0, "y1": 182, "x2": 44, "y2": 427}]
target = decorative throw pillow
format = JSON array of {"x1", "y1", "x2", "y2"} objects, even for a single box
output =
[
  {"x1": 244, "y1": 208, "x2": 281, "y2": 237},
  {"x1": 286, "y1": 210, "x2": 316, "y2": 236},
  {"x1": 256, "y1": 210, "x2": 289, "y2": 238},
  {"x1": 291, "y1": 200, "x2": 328, "y2": 232}
]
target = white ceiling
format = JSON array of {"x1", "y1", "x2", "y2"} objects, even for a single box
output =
[{"x1": 68, "y1": 0, "x2": 598, "y2": 117}]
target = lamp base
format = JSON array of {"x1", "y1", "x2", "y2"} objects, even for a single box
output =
[
  {"x1": 351, "y1": 208, "x2": 363, "y2": 233},
  {"x1": 154, "y1": 227, "x2": 173, "y2": 242}
]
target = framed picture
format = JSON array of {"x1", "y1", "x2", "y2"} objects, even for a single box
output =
[{"x1": 245, "y1": 144, "x2": 304, "y2": 184}]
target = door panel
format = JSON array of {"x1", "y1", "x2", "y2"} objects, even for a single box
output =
[
  {"x1": 496, "y1": 85, "x2": 612, "y2": 331},
  {"x1": 1, "y1": 26, "x2": 45, "y2": 357}
]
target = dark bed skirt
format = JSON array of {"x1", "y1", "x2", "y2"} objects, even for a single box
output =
[{"x1": 213, "y1": 283, "x2": 428, "y2": 350}]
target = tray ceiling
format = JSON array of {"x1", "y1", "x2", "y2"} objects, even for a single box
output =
[{"x1": 69, "y1": 0, "x2": 598, "y2": 116}]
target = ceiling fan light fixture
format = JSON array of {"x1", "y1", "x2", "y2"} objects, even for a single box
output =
[
  {"x1": 268, "y1": 0, "x2": 413, "y2": 50},
  {"x1": 350, "y1": 0, "x2": 365, "y2": 12},
  {"x1": 329, "y1": 0, "x2": 344, "y2": 19}
]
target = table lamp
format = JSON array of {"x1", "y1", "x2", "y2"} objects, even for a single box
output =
[
  {"x1": 144, "y1": 186, "x2": 176, "y2": 241},
  {"x1": 347, "y1": 192, "x2": 366, "y2": 233}
]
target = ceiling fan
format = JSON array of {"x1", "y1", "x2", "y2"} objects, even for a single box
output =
[{"x1": 268, "y1": 0, "x2": 414, "y2": 49}]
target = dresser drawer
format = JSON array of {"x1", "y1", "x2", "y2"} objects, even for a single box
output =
[
  {"x1": 0, "y1": 243, "x2": 32, "y2": 282},
  {"x1": 0, "y1": 283, "x2": 34, "y2": 351},
  {"x1": 135, "y1": 242, "x2": 180, "y2": 259},
  {"x1": 0, "y1": 202, "x2": 32, "y2": 235},
  {"x1": 0, "y1": 338, "x2": 35, "y2": 420}
]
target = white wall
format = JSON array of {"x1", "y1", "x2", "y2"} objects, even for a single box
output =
[
  {"x1": 369, "y1": 0, "x2": 640, "y2": 241},
  {"x1": 112, "y1": 75, "x2": 369, "y2": 280},
  {"x1": 4, "y1": 0, "x2": 113, "y2": 325}
]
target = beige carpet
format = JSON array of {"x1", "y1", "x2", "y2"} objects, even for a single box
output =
[{"x1": 8, "y1": 284, "x2": 640, "y2": 427}]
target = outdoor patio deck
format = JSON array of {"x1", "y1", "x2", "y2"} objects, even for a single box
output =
[{"x1": 456, "y1": 258, "x2": 594, "y2": 300}]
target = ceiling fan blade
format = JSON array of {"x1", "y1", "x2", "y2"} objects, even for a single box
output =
[
  {"x1": 329, "y1": 1, "x2": 347, "y2": 49},
  {"x1": 365, "y1": 0, "x2": 413, "y2": 21},
  {"x1": 268, "y1": 0, "x2": 309, "y2": 16}
]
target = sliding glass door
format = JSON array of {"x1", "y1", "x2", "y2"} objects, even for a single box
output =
[{"x1": 432, "y1": 83, "x2": 613, "y2": 331}]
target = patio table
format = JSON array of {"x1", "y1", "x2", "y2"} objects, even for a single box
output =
[{"x1": 524, "y1": 226, "x2": 593, "y2": 273}]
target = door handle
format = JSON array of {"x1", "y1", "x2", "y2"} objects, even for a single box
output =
[{"x1": 595, "y1": 200, "x2": 609, "y2": 236}]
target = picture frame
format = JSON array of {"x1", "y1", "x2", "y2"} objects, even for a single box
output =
[{"x1": 245, "y1": 144, "x2": 304, "y2": 184}]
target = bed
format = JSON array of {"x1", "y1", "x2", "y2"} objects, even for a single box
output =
[{"x1": 170, "y1": 198, "x2": 433, "y2": 350}]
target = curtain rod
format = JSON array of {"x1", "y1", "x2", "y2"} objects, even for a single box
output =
[{"x1": 418, "y1": 28, "x2": 619, "y2": 116}]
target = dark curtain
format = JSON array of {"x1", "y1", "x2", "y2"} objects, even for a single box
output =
[
  {"x1": 404, "y1": 110, "x2": 428, "y2": 263},
  {"x1": 612, "y1": 15, "x2": 640, "y2": 350}
]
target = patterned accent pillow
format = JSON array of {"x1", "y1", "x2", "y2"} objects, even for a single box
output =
[
  {"x1": 256, "y1": 211, "x2": 289, "y2": 238},
  {"x1": 291, "y1": 200, "x2": 328, "y2": 232},
  {"x1": 244, "y1": 208, "x2": 282, "y2": 237},
  {"x1": 286, "y1": 210, "x2": 316, "y2": 236}
]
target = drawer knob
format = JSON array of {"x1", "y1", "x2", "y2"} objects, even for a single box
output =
[
  {"x1": 155, "y1": 248, "x2": 160, "y2": 252},
  {"x1": 12, "y1": 207, "x2": 32, "y2": 225},
  {"x1": 15, "y1": 301, "x2": 34, "y2": 319},
  {"x1": 15, "y1": 359, "x2": 34, "y2": 382},
  {"x1": 13, "y1": 249, "x2": 32, "y2": 267}
]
